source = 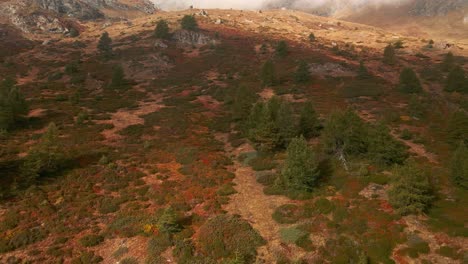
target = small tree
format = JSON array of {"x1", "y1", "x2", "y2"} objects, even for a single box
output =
[
  {"x1": 357, "y1": 60, "x2": 369, "y2": 79},
  {"x1": 398, "y1": 68, "x2": 422, "y2": 93},
  {"x1": 383, "y1": 44, "x2": 396, "y2": 65},
  {"x1": 299, "y1": 101, "x2": 320, "y2": 138},
  {"x1": 154, "y1": 20, "x2": 170, "y2": 39},
  {"x1": 260, "y1": 59, "x2": 275, "y2": 87},
  {"x1": 109, "y1": 65, "x2": 126, "y2": 89},
  {"x1": 309, "y1": 33, "x2": 316, "y2": 42},
  {"x1": 0, "y1": 77, "x2": 28, "y2": 130},
  {"x1": 368, "y1": 123, "x2": 408, "y2": 166},
  {"x1": 275, "y1": 101, "x2": 297, "y2": 148},
  {"x1": 451, "y1": 143, "x2": 468, "y2": 189},
  {"x1": 275, "y1": 40, "x2": 288, "y2": 58},
  {"x1": 294, "y1": 60, "x2": 310, "y2": 84},
  {"x1": 181, "y1": 15, "x2": 198, "y2": 31},
  {"x1": 281, "y1": 136, "x2": 320, "y2": 192},
  {"x1": 232, "y1": 85, "x2": 257, "y2": 122},
  {"x1": 21, "y1": 122, "x2": 64, "y2": 185},
  {"x1": 388, "y1": 160, "x2": 433, "y2": 215},
  {"x1": 97, "y1": 32, "x2": 112, "y2": 59},
  {"x1": 447, "y1": 111, "x2": 468, "y2": 146},
  {"x1": 158, "y1": 207, "x2": 181, "y2": 233},
  {"x1": 445, "y1": 65, "x2": 466, "y2": 93},
  {"x1": 248, "y1": 102, "x2": 279, "y2": 152},
  {"x1": 441, "y1": 52, "x2": 455, "y2": 71}
]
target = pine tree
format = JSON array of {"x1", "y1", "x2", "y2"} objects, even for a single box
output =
[
  {"x1": 388, "y1": 160, "x2": 433, "y2": 215},
  {"x1": 275, "y1": 101, "x2": 297, "y2": 148},
  {"x1": 294, "y1": 60, "x2": 310, "y2": 84},
  {"x1": 281, "y1": 136, "x2": 320, "y2": 192},
  {"x1": 322, "y1": 109, "x2": 369, "y2": 157},
  {"x1": 441, "y1": 52, "x2": 455, "y2": 72},
  {"x1": 248, "y1": 103, "x2": 279, "y2": 152},
  {"x1": 97, "y1": 32, "x2": 112, "y2": 59},
  {"x1": 357, "y1": 60, "x2": 369, "y2": 79},
  {"x1": 181, "y1": 15, "x2": 198, "y2": 31},
  {"x1": 383, "y1": 44, "x2": 396, "y2": 65},
  {"x1": 447, "y1": 110, "x2": 468, "y2": 146},
  {"x1": 109, "y1": 65, "x2": 126, "y2": 89},
  {"x1": 299, "y1": 101, "x2": 320, "y2": 138},
  {"x1": 154, "y1": 20, "x2": 170, "y2": 39},
  {"x1": 451, "y1": 143, "x2": 468, "y2": 189},
  {"x1": 275, "y1": 40, "x2": 288, "y2": 58},
  {"x1": 158, "y1": 207, "x2": 181, "y2": 233},
  {"x1": 398, "y1": 68, "x2": 422, "y2": 93},
  {"x1": 0, "y1": 77, "x2": 28, "y2": 130},
  {"x1": 20, "y1": 123, "x2": 64, "y2": 185},
  {"x1": 232, "y1": 85, "x2": 256, "y2": 122},
  {"x1": 309, "y1": 33, "x2": 316, "y2": 42},
  {"x1": 260, "y1": 60, "x2": 275, "y2": 87},
  {"x1": 368, "y1": 123, "x2": 408, "y2": 166},
  {"x1": 445, "y1": 65, "x2": 466, "y2": 93}
]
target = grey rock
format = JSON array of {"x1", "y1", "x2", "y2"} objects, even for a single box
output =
[{"x1": 172, "y1": 30, "x2": 217, "y2": 46}]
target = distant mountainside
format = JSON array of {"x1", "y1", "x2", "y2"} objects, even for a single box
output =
[
  {"x1": 0, "y1": 0, "x2": 157, "y2": 34},
  {"x1": 264, "y1": 0, "x2": 467, "y2": 17}
]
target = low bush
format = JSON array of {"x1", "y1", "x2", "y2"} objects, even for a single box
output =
[
  {"x1": 79, "y1": 234, "x2": 104, "y2": 247},
  {"x1": 248, "y1": 155, "x2": 277, "y2": 171},
  {"x1": 217, "y1": 184, "x2": 237, "y2": 196},
  {"x1": 256, "y1": 172, "x2": 277, "y2": 186},
  {"x1": 272, "y1": 204, "x2": 302, "y2": 224},
  {"x1": 279, "y1": 226, "x2": 308, "y2": 244}
]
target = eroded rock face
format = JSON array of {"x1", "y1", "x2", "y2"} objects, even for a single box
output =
[
  {"x1": 36, "y1": 0, "x2": 104, "y2": 19},
  {"x1": 173, "y1": 30, "x2": 217, "y2": 46}
]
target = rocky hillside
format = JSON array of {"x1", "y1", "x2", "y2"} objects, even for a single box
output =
[{"x1": 0, "y1": 0, "x2": 157, "y2": 34}]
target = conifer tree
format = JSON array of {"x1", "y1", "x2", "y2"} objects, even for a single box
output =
[
  {"x1": 294, "y1": 60, "x2": 310, "y2": 84},
  {"x1": 275, "y1": 40, "x2": 288, "y2": 58},
  {"x1": 451, "y1": 143, "x2": 468, "y2": 189},
  {"x1": 260, "y1": 60, "x2": 275, "y2": 87},
  {"x1": 445, "y1": 65, "x2": 466, "y2": 93},
  {"x1": 309, "y1": 33, "x2": 316, "y2": 42},
  {"x1": 357, "y1": 60, "x2": 369, "y2": 79},
  {"x1": 281, "y1": 136, "x2": 320, "y2": 192},
  {"x1": 21, "y1": 123, "x2": 64, "y2": 185},
  {"x1": 232, "y1": 85, "x2": 256, "y2": 122},
  {"x1": 447, "y1": 110, "x2": 468, "y2": 146},
  {"x1": 383, "y1": 44, "x2": 396, "y2": 65},
  {"x1": 248, "y1": 103, "x2": 279, "y2": 152},
  {"x1": 368, "y1": 123, "x2": 408, "y2": 166},
  {"x1": 398, "y1": 68, "x2": 422, "y2": 93},
  {"x1": 109, "y1": 65, "x2": 126, "y2": 89},
  {"x1": 97, "y1": 32, "x2": 112, "y2": 59},
  {"x1": 441, "y1": 52, "x2": 455, "y2": 71},
  {"x1": 154, "y1": 20, "x2": 170, "y2": 39},
  {"x1": 181, "y1": 15, "x2": 198, "y2": 31},
  {"x1": 388, "y1": 160, "x2": 433, "y2": 215},
  {"x1": 0, "y1": 77, "x2": 28, "y2": 130},
  {"x1": 275, "y1": 101, "x2": 297, "y2": 148},
  {"x1": 158, "y1": 207, "x2": 181, "y2": 233},
  {"x1": 299, "y1": 101, "x2": 320, "y2": 138}
]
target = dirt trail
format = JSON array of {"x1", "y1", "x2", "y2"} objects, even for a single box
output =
[{"x1": 216, "y1": 133, "x2": 304, "y2": 262}]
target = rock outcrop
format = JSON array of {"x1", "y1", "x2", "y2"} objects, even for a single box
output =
[{"x1": 173, "y1": 30, "x2": 217, "y2": 46}]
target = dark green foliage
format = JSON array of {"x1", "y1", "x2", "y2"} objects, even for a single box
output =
[
  {"x1": 279, "y1": 226, "x2": 307, "y2": 244},
  {"x1": 0, "y1": 77, "x2": 28, "y2": 130},
  {"x1": 447, "y1": 110, "x2": 468, "y2": 146},
  {"x1": 231, "y1": 85, "x2": 257, "y2": 122},
  {"x1": 398, "y1": 68, "x2": 422, "y2": 93},
  {"x1": 158, "y1": 207, "x2": 181, "y2": 233},
  {"x1": 260, "y1": 59, "x2": 275, "y2": 87},
  {"x1": 393, "y1": 40, "x2": 404, "y2": 49},
  {"x1": 247, "y1": 97, "x2": 297, "y2": 151},
  {"x1": 197, "y1": 214, "x2": 265, "y2": 262},
  {"x1": 275, "y1": 40, "x2": 288, "y2": 58},
  {"x1": 445, "y1": 65, "x2": 466, "y2": 93},
  {"x1": 79, "y1": 234, "x2": 104, "y2": 247},
  {"x1": 383, "y1": 44, "x2": 396, "y2": 65},
  {"x1": 154, "y1": 20, "x2": 170, "y2": 39},
  {"x1": 441, "y1": 52, "x2": 455, "y2": 71},
  {"x1": 69, "y1": 27, "x2": 80, "y2": 37},
  {"x1": 71, "y1": 251, "x2": 103, "y2": 264},
  {"x1": 388, "y1": 161, "x2": 433, "y2": 215},
  {"x1": 109, "y1": 65, "x2": 127, "y2": 89},
  {"x1": 97, "y1": 32, "x2": 112, "y2": 59},
  {"x1": 299, "y1": 101, "x2": 320, "y2": 138},
  {"x1": 294, "y1": 60, "x2": 310, "y2": 84},
  {"x1": 98, "y1": 197, "x2": 120, "y2": 214},
  {"x1": 181, "y1": 15, "x2": 198, "y2": 31},
  {"x1": 248, "y1": 155, "x2": 277, "y2": 171},
  {"x1": 322, "y1": 109, "x2": 368, "y2": 157},
  {"x1": 20, "y1": 122, "x2": 64, "y2": 185},
  {"x1": 280, "y1": 136, "x2": 320, "y2": 192},
  {"x1": 450, "y1": 143, "x2": 468, "y2": 189},
  {"x1": 368, "y1": 123, "x2": 408, "y2": 166},
  {"x1": 0, "y1": 210, "x2": 19, "y2": 231},
  {"x1": 309, "y1": 33, "x2": 316, "y2": 42},
  {"x1": 357, "y1": 60, "x2": 369, "y2": 79}
]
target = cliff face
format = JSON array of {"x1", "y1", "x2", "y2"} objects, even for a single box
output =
[{"x1": 0, "y1": 0, "x2": 156, "y2": 34}]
